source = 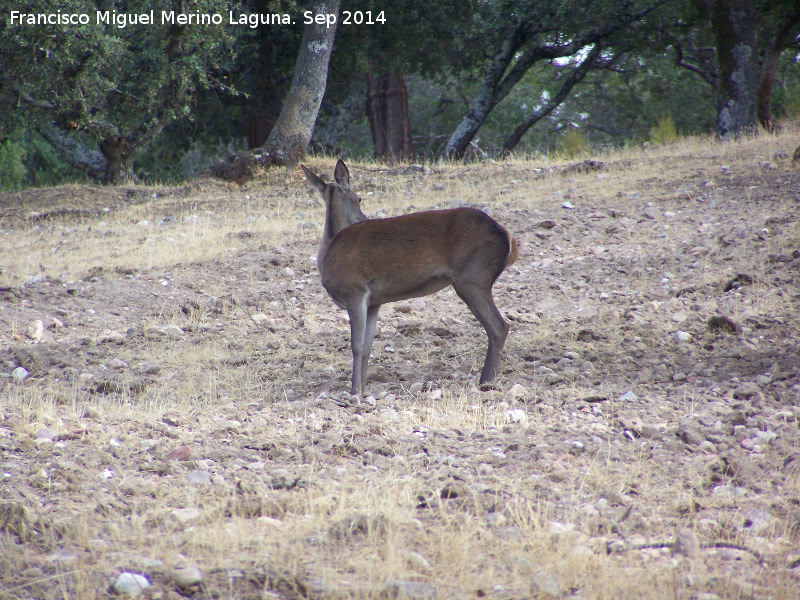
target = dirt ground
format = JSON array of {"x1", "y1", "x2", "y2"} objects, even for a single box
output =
[{"x1": 1, "y1": 132, "x2": 799, "y2": 600}]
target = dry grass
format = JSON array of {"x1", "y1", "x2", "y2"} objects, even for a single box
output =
[{"x1": 1, "y1": 127, "x2": 800, "y2": 599}]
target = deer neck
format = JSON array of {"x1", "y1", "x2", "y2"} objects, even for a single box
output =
[{"x1": 322, "y1": 191, "x2": 366, "y2": 246}]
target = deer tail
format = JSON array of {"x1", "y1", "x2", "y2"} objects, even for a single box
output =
[{"x1": 505, "y1": 233, "x2": 519, "y2": 268}]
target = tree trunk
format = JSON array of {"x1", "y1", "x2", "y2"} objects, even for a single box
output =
[
  {"x1": 502, "y1": 44, "x2": 603, "y2": 154},
  {"x1": 98, "y1": 136, "x2": 136, "y2": 184},
  {"x1": 366, "y1": 72, "x2": 413, "y2": 163},
  {"x1": 441, "y1": 24, "x2": 527, "y2": 161},
  {"x1": 756, "y1": 13, "x2": 800, "y2": 133},
  {"x1": 245, "y1": 117, "x2": 275, "y2": 150},
  {"x1": 37, "y1": 123, "x2": 106, "y2": 181},
  {"x1": 261, "y1": 0, "x2": 340, "y2": 166},
  {"x1": 710, "y1": 0, "x2": 759, "y2": 140}
]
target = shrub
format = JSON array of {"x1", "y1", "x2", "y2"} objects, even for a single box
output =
[{"x1": 649, "y1": 111, "x2": 679, "y2": 145}]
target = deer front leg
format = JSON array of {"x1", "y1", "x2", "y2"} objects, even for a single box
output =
[
  {"x1": 361, "y1": 304, "x2": 381, "y2": 394},
  {"x1": 347, "y1": 293, "x2": 370, "y2": 396}
]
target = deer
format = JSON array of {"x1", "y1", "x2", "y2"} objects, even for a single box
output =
[{"x1": 300, "y1": 159, "x2": 518, "y2": 397}]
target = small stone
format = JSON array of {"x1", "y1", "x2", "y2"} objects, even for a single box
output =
[
  {"x1": 532, "y1": 570, "x2": 561, "y2": 597},
  {"x1": 172, "y1": 566, "x2": 203, "y2": 588},
  {"x1": 505, "y1": 409, "x2": 527, "y2": 425},
  {"x1": 162, "y1": 325, "x2": 184, "y2": 337},
  {"x1": 508, "y1": 383, "x2": 527, "y2": 398},
  {"x1": 671, "y1": 312, "x2": 688, "y2": 323},
  {"x1": 696, "y1": 440, "x2": 717, "y2": 454},
  {"x1": 405, "y1": 551, "x2": 432, "y2": 570},
  {"x1": 109, "y1": 357, "x2": 128, "y2": 369},
  {"x1": 171, "y1": 508, "x2": 201, "y2": 524},
  {"x1": 676, "y1": 331, "x2": 691, "y2": 342},
  {"x1": 672, "y1": 528, "x2": 699, "y2": 558},
  {"x1": 561, "y1": 201, "x2": 574, "y2": 209},
  {"x1": 740, "y1": 438, "x2": 755, "y2": 451},
  {"x1": 12, "y1": 367, "x2": 29, "y2": 382},
  {"x1": 618, "y1": 390, "x2": 637, "y2": 402},
  {"x1": 166, "y1": 447, "x2": 193, "y2": 461},
  {"x1": 428, "y1": 389, "x2": 442, "y2": 401},
  {"x1": 113, "y1": 573, "x2": 150, "y2": 596},
  {"x1": 409, "y1": 382, "x2": 423, "y2": 394},
  {"x1": 742, "y1": 508, "x2": 772, "y2": 533},
  {"x1": 141, "y1": 362, "x2": 161, "y2": 375},
  {"x1": 282, "y1": 267, "x2": 296, "y2": 278},
  {"x1": 486, "y1": 512, "x2": 508, "y2": 527},
  {"x1": 35, "y1": 427, "x2": 54, "y2": 441},
  {"x1": 186, "y1": 471, "x2": 211, "y2": 485},
  {"x1": 26, "y1": 320, "x2": 44, "y2": 342},
  {"x1": 384, "y1": 580, "x2": 437, "y2": 600},
  {"x1": 21, "y1": 567, "x2": 44, "y2": 578},
  {"x1": 381, "y1": 409, "x2": 399, "y2": 422}
]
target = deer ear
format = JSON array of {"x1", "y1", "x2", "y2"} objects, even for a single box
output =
[
  {"x1": 300, "y1": 164, "x2": 327, "y2": 195},
  {"x1": 334, "y1": 159, "x2": 350, "y2": 188}
]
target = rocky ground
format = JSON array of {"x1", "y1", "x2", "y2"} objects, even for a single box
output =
[{"x1": 1, "y1": 132, "x2": 799, "y2": 600}]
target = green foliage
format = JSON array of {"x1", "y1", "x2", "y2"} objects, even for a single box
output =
[
  {"x1": 649, "y1": 111, "x2": 679, "y2": 144},
  {"x1": 0, "y1": 0, "x2": 240, "y2": 183},
  {"x1": 0, "y1": 135, "x2": 27, "y2": 191}
]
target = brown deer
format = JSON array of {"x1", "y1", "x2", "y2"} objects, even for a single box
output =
[{"x1": 301, "y1": 160, "x2": 518, "y2": 396}]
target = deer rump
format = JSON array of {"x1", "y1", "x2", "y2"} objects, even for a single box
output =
[{"x1": 319, "y1": 207, "x2": 515, "y2": 308}]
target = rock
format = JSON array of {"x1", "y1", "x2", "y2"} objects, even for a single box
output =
[
  {"x1": 171, "y1": 508, "x2": 201, "y2": 524},
  {"x1": 166, "y1": 447, "x2": 193, "y2": 461},
  {"x1": 282, "y1": 267, "x2": 296, "y2": 277},
  {"x1": 405, "y1": 551, "x2": 432, "y2": 570},
  {"x1": 26, "y1": 320, "x2": 44, "y2": 342},
  {"x1": 428, "y1": 389, "x2": 442, "y2": 401},
  {"x1": 21, "y1": 567, "x2": 44, "y2": 578},
  {"x1": 12, "y1": 367, "x2": 29, "y2": 382},
  {"x1": 671, "y1": 312, "x2": 688, "y2": 323},
  {"x1": 508, "y1": 383, "x2": 527, "y2": 398},
  {"x1": 186, "y1": 471, "x2": 211, "y2": 485},
  {"x1": 172, "y1": 566, "x2": 203, "y2": 588},
  {"x1": 677, "y1": 420, "x2": 706, "y2": 446},
  {"x1": 486, "y1": 512, "x2": 508, "y2": 527},
  {"x1": 742, "y1": 508, "x2": 772, "y2": 533},
  {"x1": 409, "y1": 382, "x2": 424, "y2": 394},
  {"x1": 618, "y1": 390, "x2": 637, "y2": 401},
  {"x1": 162, "y1": 325, "x2": 184, "y2": 337},
  {"x1": 109, "y1": 357, "x2": 128, "y2": 369},
  {"x1": 672, "y1": 528, "x2": 699, "y2": 558},
  {"x1": 505, "y1": 409, "x2": 527, "y2": 425},
  {"x1": 532, "y1": 570, "x2": 561, "y2": 597},
  {"x1": 113, "y1": 573, "x2": 150, "y2": 596},
  {"x1": 137, "y1": 362, "x2": 161, "y2": 377},
  {"x1": 734, "y1": 382, "x2": 760, "y2": 400},
  {"x1": 383, "y1": 580, "x2": 437, "y2": 599},
  {"x1": 35, "y1": 427, "x2": 54, "y2": 441},
  {"x1": 676, "y1": 331, "x2": 691, "y2": 342}
]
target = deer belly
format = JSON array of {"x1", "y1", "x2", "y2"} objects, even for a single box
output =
[{"x1": 368, "y1": 275, "x2": 451, "y2": 305}]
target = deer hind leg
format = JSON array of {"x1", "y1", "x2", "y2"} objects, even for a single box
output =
[
  {"x1": 453, "y1": 281, "x2": 510, "y2": 387},
  {"x1": 347, "y1": 293, "x2": 370, "y2": 396}
]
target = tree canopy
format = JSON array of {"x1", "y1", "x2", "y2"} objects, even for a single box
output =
[{"x1": 1, "y1": 0, "x2": 798, "y2": 188}]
